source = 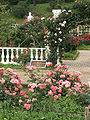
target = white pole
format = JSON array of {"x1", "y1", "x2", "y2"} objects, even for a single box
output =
[{"x1": 57, "y1": 47, "x2": 61, "y2": 65}]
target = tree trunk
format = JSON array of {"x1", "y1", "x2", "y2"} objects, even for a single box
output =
[{"x1": 33, "y1": 0, "x2": 36, "y2": 6}]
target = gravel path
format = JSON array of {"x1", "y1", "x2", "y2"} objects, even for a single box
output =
[
  {"x1": 62, "y1": 50, "x2": 90, "y2": 84},
  {"x1": 14, "y1": 50, "x2": 90, "y2": 85}
]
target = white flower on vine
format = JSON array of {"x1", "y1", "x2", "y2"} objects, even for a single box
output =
[
  {"x1": 61, "y1": 23, "x2": 65, "y2": 27},
  {"x1": 62, "y1": 9, "x2": 66, "y2": 12},
  {"x1": 41, "y1": 17, "x2": 45, "y2": 20},
  {"x1": 54, "y1": 33, "x2": 57, "y2": 36},
  {"x1": 58, "y1": 28, "x2": 60, "y2": 30},
  {"x1": 63, "y1": 21, "x2": 66, "y2": 24},
  {"x1": 59, "y1": 23, "x2": 61, "y2": 25},
  {"x1": 58, "y1": 38, "x2": 62, "y2": 42},
  {"x1": 68, "y1": 10, "x2": 72, "y2": 13},
  {"x1": 59, "y1": 31, "x2": 62, "y2": 34}
]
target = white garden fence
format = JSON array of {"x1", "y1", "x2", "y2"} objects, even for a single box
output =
[
  {"x1": 0, "y1": 47, "x2": 48, "y2": 65},
  {"x1": 70, "y1": 25, "x2": 90, "y2": 35}
]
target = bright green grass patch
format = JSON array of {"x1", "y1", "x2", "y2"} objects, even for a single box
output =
[
  {"x1": 0, "y1": 63, "x2": 22, "y2": 69},
  {"x1": 29, "y1": 3, "x2": 52, "y2": 17},
  {"x1": 9, "y1": 2, "x2": 75, "y2": 23},
  {"x1": 64, "y1": 50, "x2": 78, "y2": 59},
  {"x1": 12, "y1": 16, "x2": 24, "y2": 24},
  {"x1": 61, "y1": 2, "x2": 74, "y2": 9},
  {"x1": 77, "y1": 45, "x2": 90, "y2": 50},
  {"x1": 0, "y1": 95, "x2": 85, "y2": 120}
]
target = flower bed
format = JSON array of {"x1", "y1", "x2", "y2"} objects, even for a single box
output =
[{"x1": 0, "y1": 63, "x2": 90, "y2": 111}]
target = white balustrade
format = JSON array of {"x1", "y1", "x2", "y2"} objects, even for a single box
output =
[
  {"x1": 40, "y1": 49, "x2": 43, "y2": 60},
  {"x1": 6, "y1": 49, "x2": 9, "y2": 63},
  {"x1": 52, "y1": 9, "x2": 61, "y2": 19},
  {"x1": 16, "y1": 49, "x2": 19, "y2": 58},
  {"x1": 0, "y1": 47, "x2": 46, "y2": 64},
  {"x1": 31, "y1": 49, "x2": 33, "y2": 61},
  {"x1": 1, "y1": 48, "x2": 4, "y2": 63},
  {"x1": 35, "y1": 49, "x2": 38, "y2": 60},
  {"x1": 11, "y1": 49, "x2": 14, "y2": 63}
]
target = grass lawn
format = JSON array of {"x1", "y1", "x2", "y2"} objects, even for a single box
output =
[
  {"x1": 61, "y1": 2, "x2": 74, "y2": 9},
  {"x1": 0, "y1": 63, "x2": 22, "y2": 69},
  {"x1": 10, "y1": 2, "x2": 75, "y2": 23},
  {"x1": 63, "y1": 50, "x2": 79, "y2": 60},
  {"x1": 29, "y1": 3, "x2": 52, "y2": 17},
  {"x1": 0, "y1": 96, "x2": 85, "y2": 120},
  {"x1": 77, "y1": 45, "x2": 90, "y2": 50}
]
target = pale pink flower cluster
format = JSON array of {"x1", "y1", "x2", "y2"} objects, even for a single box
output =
[
  {"x1": 26, "y1": 65, "x2": 35, "y2": 71},
  {"x1": 0, "y1": 68, "x2": 5, "y2": 74},
  {"x1": 10, "y1": 78, "x2": 19, "y2": 84},
  {"x1": 0, "y1": 78, "x2": 5, "y2": 84},
  {"x1": 46, "y1": 62, "x2": 52, "y2": 67},
  {"x1": 24, "y1": 104, "x2": 31, "y2": 110},
  {"x1": 0, "y1": 64, "x2": 88, "y2": 110},
  {"x1": 6, "y1": 68, "x2": 14, "y2": 74}
]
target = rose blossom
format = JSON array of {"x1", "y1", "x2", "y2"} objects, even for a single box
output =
[
  {"x1": 54, "y1": 95, "x2": 58, "y2": 100},
  {"x1": 60, "y1": 74, "x2": 65, "y2": 78},
  {"x1": 40, "y1": 83, "x2": 46, "y2": 89},
  {"x1": 0, "y1": 68, "x2": 5, "y2": 74},
  {"x1": 24, "y1": 104, "x2": 31, "y2": 110},
  {"x1": 48, "y1": 90, "x2": 53, "y2": 96},
  {"x1": 0, "y1": 78, "x2": 5, "y2": 84}
]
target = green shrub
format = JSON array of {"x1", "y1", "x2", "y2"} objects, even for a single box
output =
[
  {"x1": 0, "y1": 95, "x2": 85, "y2": 120},
  {"x1": 64, "y1": 50, "x2": 77, "y2": 58},
  {"x1": 12, "y1": 16, "x2": 47, "y2": 47},
  {"x1": 12, "y1": 1, "x2": 29, "y2": 18},
  {"x1": 72, "y1": 1, "x2": 90, "y2": 20},
  {"x1": 8, "y1": 0, "x2": 19, "y2": 5}
]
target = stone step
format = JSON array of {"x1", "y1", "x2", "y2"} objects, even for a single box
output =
[{"x1": 31, "y1": 61, "x2": 46, "y2": 68}]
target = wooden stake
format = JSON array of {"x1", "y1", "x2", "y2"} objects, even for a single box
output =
[{"x1": 85, "y1": 107, "x2": 89, "y2": 120}]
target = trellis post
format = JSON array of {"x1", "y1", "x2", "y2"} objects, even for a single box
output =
[
  {"x1": 85, "y1": 107, "x2": 89, "y2": 120},
  {"x1": 57, "y1": 47, "x2": 61, "y2": 65}
]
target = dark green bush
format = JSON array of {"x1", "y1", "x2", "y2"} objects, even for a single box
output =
[
  {"x1": 12, "y1": 1, "x2": 29, "y2": 18},
  {"x1": 72, "y1": 1, "x2": 90, "y2": 20},
  {"x1": 8, "y1": 0, "x2": 19, "y2": 5}
]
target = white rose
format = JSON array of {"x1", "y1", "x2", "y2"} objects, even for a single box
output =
[
  {"x1": 59, "y1": 31, "x2": 62, "y2": 34},
  {"x1": 63, "y1": 21, "x2": 66, "y2": 24}
]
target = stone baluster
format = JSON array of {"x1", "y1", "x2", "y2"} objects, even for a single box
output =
[
  {"x1": 1, "y1": 48, "x2": 4, "y2": 63},
  {"x1": 21, "y1": 49, "x2": 23, "y2": 54},
  {"x1": 57, "y1": 47, "x2": 61, "y2": 65},
  {"x1": 35, "y1": 49, "x2": 38, "y2": 60},
  {"x1": 6, "y1": 48, "x2": 9, "y2": 63},
  {"x1": 40, "y1": 49, "x2": 43, "y2": 60},
  {"x1": 11, "y1": 48, "x2": 14, "y2": 62},
  {"x1": 31, "y1": 49, "x2": 33, "y2": 61},
  {"x1": 16, "y1": 49, "x2": 19, "y2": 58}
]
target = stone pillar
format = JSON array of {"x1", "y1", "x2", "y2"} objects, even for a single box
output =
[
  {"x1": 27, "y1": 12, "x2": 33, "y2": 21},
  {"x1": 52, "y1": 9, "x2": 61, "y2": 19}
]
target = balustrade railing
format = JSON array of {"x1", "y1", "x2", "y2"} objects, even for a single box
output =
[
  {"x1": 0, "y1": 47, "x2": 47, "y2": 64},
  {"x1": 70, "y1": 25, "x2": 90, "y2": 36}
]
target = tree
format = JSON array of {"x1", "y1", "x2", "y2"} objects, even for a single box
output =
[
  {"x1": 0, "y1": 4, "x2": 16, "y2": 46},
  {"x1": 33, "y1": 0, "x2": 36, "y2": 6}
]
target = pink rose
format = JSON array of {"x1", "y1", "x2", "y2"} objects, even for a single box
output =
[
  {"x1": 24, "y1": 104, "x2": 31, "y2": 110},
  {"x1": 0, "y1": 68, "x2": 5, "y2": 74},
  {"x1": 60, "y1": 74, "x2": 65, "y2": 78},
  {"x1": 32, "y1": 98, "x2": 37, "y2": 102},
  {"x1": 0, "y1": 78, "x2": 5, "y2": 84},
  {"x1": 54, "y1": 95, "x2": 58, "y2": 100},
  {"x1": 40, "y1": 84, "x2": 46, "y2": 89},
  {"x1": 48, "y1": 90, "x2": 53, "y2": 96},
  {"x1": 28, "y1": 88, "x2": 34, "y2": 92}
]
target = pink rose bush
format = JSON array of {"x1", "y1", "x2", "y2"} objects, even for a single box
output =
[
  {"x1": 26, "y1": 64, "x2": 88, "y2": 107},
  {"x1": 0, "y1": 63, "x2": 89, "y2": 110}
]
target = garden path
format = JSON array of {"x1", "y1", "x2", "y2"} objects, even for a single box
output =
[
  {"x1": 14, "y1": 50, "x2": 90, "y2": 85},
  {"x1": 62, "y1": 50, "x2": 90, "y2": 85}
]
